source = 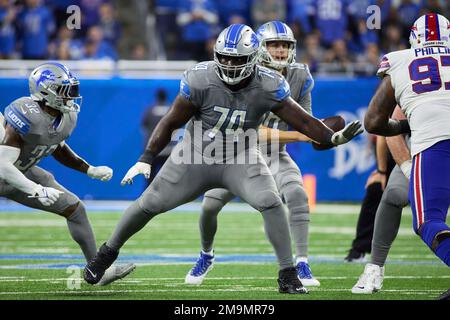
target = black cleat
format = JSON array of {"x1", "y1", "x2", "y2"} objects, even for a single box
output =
[
  {"x1": 438, "y1": 288, "x2": 450, "y2": 300},
  {"x1": 344, "y1": 248, "x2": 366, "y2": 263},
  {"x1": 84, "y1": 243, "x2": 119, "y2": 285},
  {"x1": 278, "y1": 267, "x2": 309, "y2": 294}
]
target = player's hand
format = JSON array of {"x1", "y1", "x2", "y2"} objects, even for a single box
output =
[
  {"x1": 331, "y1": 120, "x2": 364, "y2": 145},
  {"x1": 400, "y1": 159, "x2": 412, "y2": 180},
  {"x1": 28, "y1": 185, "x2": 64, "y2": 206},
  {"x1": 365, "y1": 170, "x2": 387, "y2": 190},
  {"x1": 87, "y1": 165, "x2": 113, "y2": 182},
  {"x1": 121, "y1": 162, "x2": 152, "y2": 186}
]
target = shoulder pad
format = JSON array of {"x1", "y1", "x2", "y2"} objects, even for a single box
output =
[
  {"x1": 256, "y1": 66, "x2": 291, "y2": 102},
  {"x1": 376, "y1": 49, "x2": 408, "y2": 78},
  {"x1": 180, "y1": 61, "x2": 213, "y2": 100},
  {"x1": 3, "y1": 97, "x2": 40, "y2": 136}
]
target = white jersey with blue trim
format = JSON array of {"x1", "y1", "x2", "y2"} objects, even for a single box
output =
[
  {"x1": 377, "y1": 47, "x2": 450, "y2": 156},
  {"x1": 179, "y1": 61, "x2": 291, "y2": 158},
  {"x1": 3, "y1": 97, "x2": 77, "y2": 172}
]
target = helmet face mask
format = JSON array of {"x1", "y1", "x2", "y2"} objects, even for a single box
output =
[
  {"x1": 256, "y1": 21, "x2": 296, "y2": 71},
  {"x1": 409, "y1": 13, "x2": 450, "y2": 49},
  {"x1": 29, "y1": 62, "x2": 82, "y2": 113},
  {"x1": 214, "y1": 24, "x2": 260, "y2": 85}
]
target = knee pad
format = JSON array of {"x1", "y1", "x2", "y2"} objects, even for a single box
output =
[
  {"x1": 138, "y1": 192, "x2": 164, "y2": 215},
  {"x1": 281, "y1": 181, "x2": 309, "y2": 212},
  {"x1": 202, "y1": 197, "x2": 224, "y2": 216},
  {"x1": 254, "y1": 190, "x2": 282, "y2": 212},
  {"x1": 290, "y1": 212, "x2": 310, "y2": 224},
  {"x1": 383, "y1": 185, "x2": 409, "y2": 208}
]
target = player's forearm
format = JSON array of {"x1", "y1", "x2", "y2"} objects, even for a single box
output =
[
  {"x1": 258, "y1": 126, "x2": 312, "y2": 144},
  {"x1": 365, "y1": 117, "x2": 410, "y2": 137},
  {"x1": 386, "y1": 135, "x2": 411, "y2": 166},
  {"x1": 52, "y1": 143, "x2": 90, "y2": 173},
  {"x1": 139, "y1": 118, "x2": 175, "y2": 164},
  {"x1": 375, "y1": 136, "x2": 388, "y2": 172},
  {"x1": 0, "y1": 146, "x2": 38, "y2": 194}
]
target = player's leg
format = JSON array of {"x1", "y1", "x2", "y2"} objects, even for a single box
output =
[
  {"x1": 223, "y1": 151, "x2": 308, "y2": 294},
  {"x1": 270, "y1": 151, "x2": 319, "y2": 286},
  {"x1": 352, "y1": 166, "x2": 409, "y2": 294},
  {"x1": 185, "y1": 188, "x2": 235, "y2": 285},
  {"x1": 410, "y1": 140, "x2": 450, "y2": 266},
  {"x1": 84, "y1": 156, "x2": 213, "y2": 284},
  {"x1": 7, "y1": 166, "x2": 97, "y2": 261}
]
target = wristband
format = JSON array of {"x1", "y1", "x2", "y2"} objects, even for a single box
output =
[
  {"x1": 377, "y1": 169, "x2": 387, "y2": 174},
  {"x1": 399, "y1": 120, "x2": 411, "y2": 135}
]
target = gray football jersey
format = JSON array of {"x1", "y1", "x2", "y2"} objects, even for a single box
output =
[
  {"x1": 3, "y1": 97, "x2": 77, "y2": 172},
  {"x1": 180, "y1": 61, "x2": 291, "y2": 159},
  {"x1": 262, "y1": 63, "x2": 314, "y2": 131}
]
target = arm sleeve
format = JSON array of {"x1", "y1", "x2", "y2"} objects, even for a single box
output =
[
  {"x1": 3, "y1": 103, "x2": 32, "y2": 137},
  {"x1": 0, "y1": 145, "x2": 38, "y2": 194},
  {"x1": 268, "y1": 76, "x2": 291, "y2": 109},
  {"x1": 179, "y1": 67, "x2": 205, "y2": 108}
]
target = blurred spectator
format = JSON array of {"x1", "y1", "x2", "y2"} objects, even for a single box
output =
[
  {"x1": 298, "y1": 31, "x2": 325, "y2": 73},
  {"x1": 130, "y1": 43, "x2": 147, "y2": 60},
  {"x1": 79, "y1": 0, "x2": 106, "y2": 36},
  {"x1": 355, "y1": 43, "x2": 381, "y2": 75},
  {"x1": 251, "y1": 0, "x2": 286, "y2": 29},
  {"x1": 176, "y1": 0, "x2": 218, "y2": 61},
  {"x1": 17, "y1": 0, "x2": 55, "y2": 59},
  {"x1": 99, "y1": 2, "x2": 120, "y2": 46},
  {"x1": 49, "y1": 25, "x2": 84, "y2": 60},
  {"x1": 381, "y1": 24, "x2": 407, "y2": 53},
  {"x1": 216, "y1": 0, "x2": 251, "y2": 27},
  {"x1": 313, "y1": 0, "x2": 350, "y2": 47},
  {"x1": 287, "y1": 0, "x2": 315, "y2": 34},
  {"x1": 141, "y1": 88, "x2": 175, "y2": 186},
  {"x1": 0, "y1": 0, "x2": 16, "y2": 59},
  {"x1": 82, "y1": 25, "x2": 117, "y2": 60},
  {"x1": 396, "y1": 0, "x2": 421, "y2": 37},
  {"x1": 323, "y1": 39, "x2": 352, "y2": 73},
  {"x1": 46, "y1": 0, "x2": 79, "y2": 29},
  {"x1": 420, "y1": 0, "x2": 446, "y2": 15},
  {"x1": 154, "y1": 0, "x2": 180, "y2": 60}
]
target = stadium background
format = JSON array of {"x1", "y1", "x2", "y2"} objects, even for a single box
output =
[{"x1": 1, "y1": 0, "x2": 449, "y2": 201}]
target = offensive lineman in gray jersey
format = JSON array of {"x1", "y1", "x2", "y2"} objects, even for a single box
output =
[
  {"x1": 84, "y1": 24, "x2": 362, "y2": 294},
  {"x1": 185, "y1": 21, "x2": 328, "y2": 286},
  {"x1": 0, "y1": 62, "x2": 135, "y2": 285}
]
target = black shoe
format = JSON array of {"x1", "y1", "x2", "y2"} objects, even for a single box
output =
[
  {"x1": 84, "y1": 243, "x2": 119, "y2": 285},
  {"x1": 438, "y1": 288, "x2": 450, "y2": 300},
  {"x1": 278, "y1": 267, "x2": 309, "y2": 294},
  {"x1": 344, "y1": 248, "x2": 365, "y2": 263}
]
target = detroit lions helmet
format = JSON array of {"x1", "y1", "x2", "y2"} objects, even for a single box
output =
[
  {"x1": 214, "y1": 24, "x2": 260, "y2": 85},
  {"x1": 29, "y1": 62, "x2": 82, "y2": 113},
  {"x1": 409, "y1": 13, "x2": 450, "y2": 49},
  {"x1": 256, "y1": 21, "x2": 296, "y2": 70}
]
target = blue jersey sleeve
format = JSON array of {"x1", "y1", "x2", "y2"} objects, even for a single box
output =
[{"x1": 4, "y1": 103, "x2": 31, "y2": 136}]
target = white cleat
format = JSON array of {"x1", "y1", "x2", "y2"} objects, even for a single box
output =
[
  {"x1": 351, "y1": 263, "x2": 384, "y2": 294},
  {"x1": 95, "y1": 263, "x2": 136, "y2": 286},
  {"x1": 185, "y1": 251, "x2": 215, "y2": 285}
]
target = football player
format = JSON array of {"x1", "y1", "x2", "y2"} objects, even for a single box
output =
[
  {"x1": 352, "y1": 107, "x2": 410, "y2": 294},
  {"x1": 83, "y1": 24, "x2": 362, "y2": 294},
  {"x1": 365, "y1": 13, "x2": 450, "y2": 298},
  {"x1": 185, "y1": 21, "x2": 331, "y2": 286},
  {"x1": 0, "y1": 62, "x2": 135, "y2": 286}
]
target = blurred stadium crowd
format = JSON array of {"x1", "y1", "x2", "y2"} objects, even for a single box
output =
[{"x1": 1, "y1": 0, "x2": 450, "y2": 75}]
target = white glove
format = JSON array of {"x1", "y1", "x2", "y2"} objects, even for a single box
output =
[
  {"x1": 331, "y1": 120, "x2": 364, "y2": 146},
  {"x1": 121, "y1": 162, "x2": 152, "y2": 186},
  {"x1": 87, "y1": 165, "x2": 113, "y2": 181},
  {"x1": 400, "y1": 159, "x2": 412, "y2": 180},
  {"x1": 28, "y1": 185, "x2": 64, "y2": 206}
]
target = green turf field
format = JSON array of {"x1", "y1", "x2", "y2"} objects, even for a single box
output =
[{"x1": 0, "y1": 204, "x2": 448, "y2": 300}]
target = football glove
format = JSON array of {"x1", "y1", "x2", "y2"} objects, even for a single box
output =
[
  {"x1": 28, "y1": 185, "x2": 64, "y2": 206},
  {"x1": 331, "y1": 120, "x2": 364, "y2": 146},
  {"x1": 87, "y1": 165, "x2": 113, "y2": 181},
  {"x1": 312, "y1": 116, "x2": 345, "y2": 151},
  {"x1": 121, "y1": 162, "x2": 152, "y2": 186}
]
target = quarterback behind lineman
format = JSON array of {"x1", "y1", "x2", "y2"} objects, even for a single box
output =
[
  {"x1": 84, "y1": 24, "x2": 362, "y2": 294},
  {"x1": 0, "y1": 62, "x2": 135, "y2": 286},
  {"x1": 365, "y1": 13, "x2": 450, "y2": 298},
  {"x1": 185, "y1": 21, "x2": 335, "y2": 287}
]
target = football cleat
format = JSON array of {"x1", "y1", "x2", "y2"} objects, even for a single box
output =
[
  {"x1": 344, "y1": 248, "x2": 366, "y2": 263},
  {"x1": 296, "y1": 261, "x2": 320, "y2": 287},
  {"x1": 278, "y1": 267, "x2": 309, "y2": 294},
  {"x1": 185, "y1": 251, "x2": 215, "y2": 285},
  {"x1": 351, "y1": 263, "x2": 384, "y2": 294},
  {"x1": 95, "y1": 263, "x2": 136, "y2": 286},
  {"x1": 84, "y1": 243, "x2": 119, "y2": 285}
]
